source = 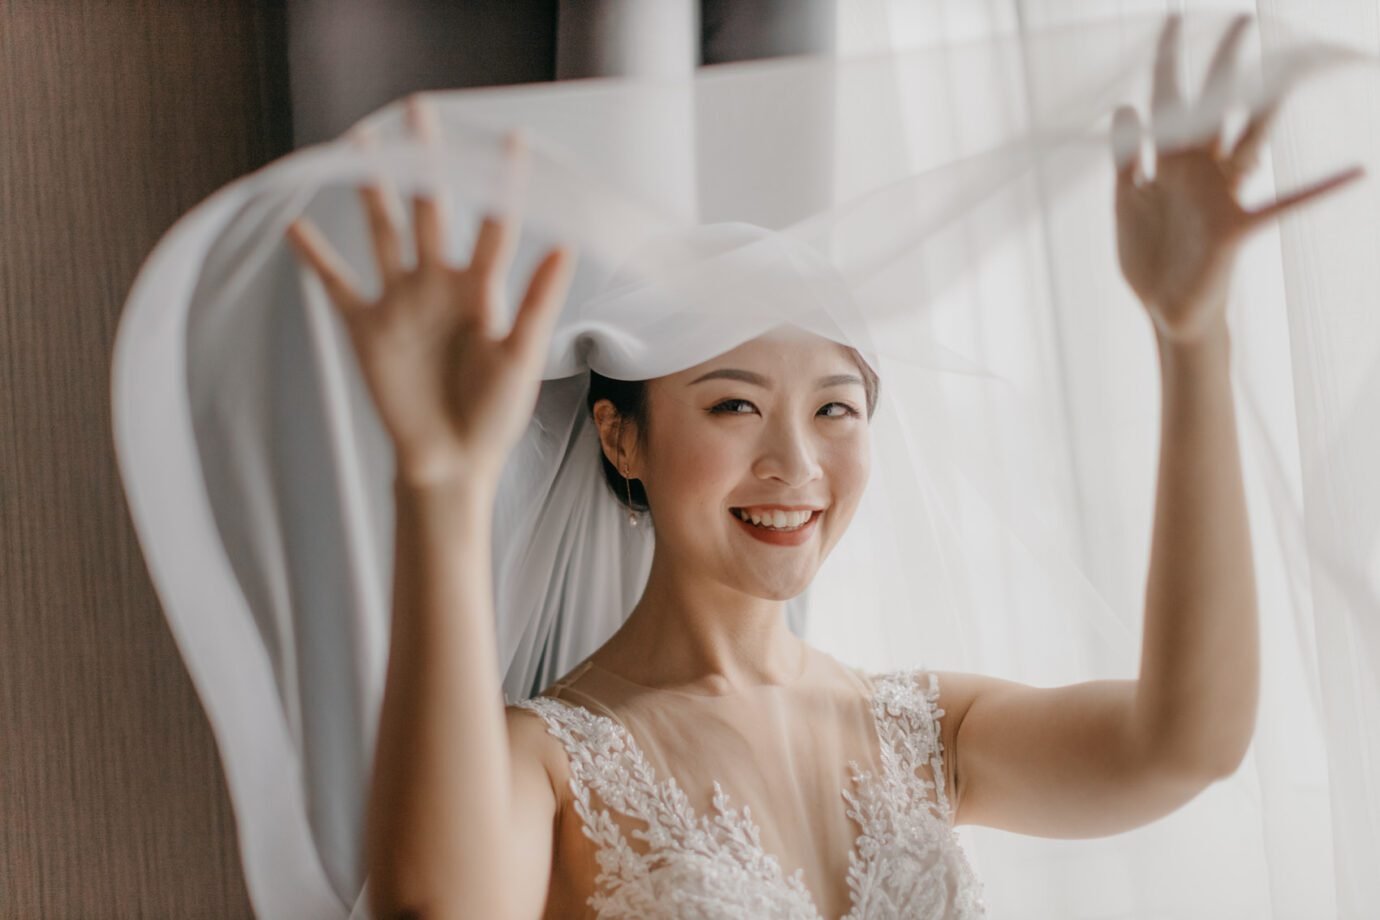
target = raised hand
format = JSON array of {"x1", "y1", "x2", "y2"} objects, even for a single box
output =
[
  {"x1": 285, "y1": 96, "x2": 577, "y2": 486},
  {"x1": 1111, "y1": 14, "x2": 1363, "y2": 345}
]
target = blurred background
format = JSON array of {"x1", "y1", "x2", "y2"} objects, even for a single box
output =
[{"x1": 0, "y1": 1, "x2": 832, "y2": 915}]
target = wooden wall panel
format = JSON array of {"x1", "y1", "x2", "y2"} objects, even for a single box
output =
[{"x1": 0, "y1": 1, "x2": 289, "y2": 915}]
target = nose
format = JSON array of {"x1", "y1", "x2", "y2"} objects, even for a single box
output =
[{"x1": 753, "y1": 413, "x2": 823, "y2": 488}]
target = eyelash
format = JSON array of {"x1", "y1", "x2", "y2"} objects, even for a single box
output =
[{"x1": 709, "y1": 398, "x2": 861, "y2": 419}]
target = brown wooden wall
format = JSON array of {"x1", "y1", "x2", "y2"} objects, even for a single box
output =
[{"x1": 0, "y1": 1, "x2": 291, "y2": 915}]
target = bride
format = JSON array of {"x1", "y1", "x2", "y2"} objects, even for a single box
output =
[{"x1": 284, "y1": 16, "x2": 1361, "y2": 919}]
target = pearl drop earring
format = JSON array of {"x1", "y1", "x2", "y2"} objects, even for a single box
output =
[{"x1": 623, "y1": 466, "x2": 638, "y2": 525}]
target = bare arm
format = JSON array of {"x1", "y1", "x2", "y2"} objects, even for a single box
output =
[
  {"x1": 935, "y1": 322, "x2": 1257, "y2": 837},
  {"x1": 366, "y1": 476, "x2": 558, "y2": 919},
  {"x1": 284, "y1": 97, "x2": 577, "y2": 918},
  {"x1": 1134, "y1": 323, "x2": 1256, "y2": 775},
  {"x1": 926, "y1": 14, "x2": 1362, "y2": 838}
]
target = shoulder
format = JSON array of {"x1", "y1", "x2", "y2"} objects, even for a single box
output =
[
  {"x1": 863, "y1": 667, "x2": 1011, "y2": 825},
  {"x1": 866, "y1": 666, "x2": 1013, "y2": 732},
  {"x1": 506, "y1": 700, "x2": 573, "y2": 803},
  {"x1": 902, "y1": 669, "x2": 1032, "y2": 826}
]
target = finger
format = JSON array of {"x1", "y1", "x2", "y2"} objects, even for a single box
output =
[
  {"x1": 405, "y1": 95, "x2": 446, "y2": 269},
  {"x1": 1246, "y1": 165, "x2": 1364, "y2": 227},
  {"x1": 1226, "y1": 98, "x2": 1280, "y2": 180},
  {"x1": 1151, "y1": 14, "x2": 1185, "y2": 142},
  {"x1": 285, "y1": 218, "x2": 366, "y2": 313},
  {"x1": 1111, "y1": 105, "x2": 1145, "y2": 188},
  {"x1": 348, "y1": 126, "x2": 405, "y2": 282},
  {"x1": 506, "y1": 245, "x2": 577, "y2": 366},
  {"x1": 1199, "y1": 15, "x2": 1251, "y2": 155},
  {"x1": 468, "y1": 131, "x2": 530, "y2": 280},
  {"x1": 1228, "y1": 47, "x2": 1345, "y2": 180}
]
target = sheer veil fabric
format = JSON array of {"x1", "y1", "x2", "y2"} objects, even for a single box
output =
[{"x1": 110, "y1": 4, "x2": 1380, "y2": 917}]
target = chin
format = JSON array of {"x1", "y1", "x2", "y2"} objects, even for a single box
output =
[
  {"x1": 739, "y1": 570, "x2": 816, "y2": 601},
  {"x1": 722, "y1": 544, "x2": 828, "y2": 600}
]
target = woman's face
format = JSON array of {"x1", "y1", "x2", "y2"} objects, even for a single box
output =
[{"x1": 628, "y1": 328, "x2": 872, "y2": 601}]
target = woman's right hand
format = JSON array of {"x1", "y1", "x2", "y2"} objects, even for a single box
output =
[{"x1": 285, "y1": 96, "x2": 577, "y2": 487}]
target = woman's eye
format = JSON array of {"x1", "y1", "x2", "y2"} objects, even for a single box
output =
[
  {"x1": 710, "y1": 398, "x2": 756, "y2": 415},
  {"x1": 820, "y1": 402, "x2": 861, "y2": 419},
  {"x1": 709, "y1": 399, "x2": 860, "y2": 419}
]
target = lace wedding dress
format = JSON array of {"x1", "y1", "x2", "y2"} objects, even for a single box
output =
[{"x1": 512, "y1": 643, "x2": 987, "y2": 919}]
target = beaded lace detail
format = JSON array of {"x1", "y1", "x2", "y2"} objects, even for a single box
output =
[{"x1": 516, "y1": 668, "x2": 988, "y2": 919}]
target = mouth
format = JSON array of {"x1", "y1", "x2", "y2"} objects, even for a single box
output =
[{"x1": 729, "y1": 507, "x2": 823, "y2": 546}]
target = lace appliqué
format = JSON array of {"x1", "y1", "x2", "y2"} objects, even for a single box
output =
[
  {"x1": 517, "y1": 694, "x2": 821, "y2": 919},
  {"x1": 840, "y1": 670, "x2": 988, "y2": 919},
  {"x1": 515, "y1": 669, "x2": 987, "y2": 919}
]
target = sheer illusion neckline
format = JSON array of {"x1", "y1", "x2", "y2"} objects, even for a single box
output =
[
  {"x1": 519, "y1": 665, "x2": 988, "y2": 918},
  {"x1": 584, "y1": 642, "x2": 816, "y2": 699}
]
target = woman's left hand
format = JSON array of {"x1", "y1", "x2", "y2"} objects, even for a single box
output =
[{"x1": 1112, "y1": 14, "x2": 1363, "y2": 346}]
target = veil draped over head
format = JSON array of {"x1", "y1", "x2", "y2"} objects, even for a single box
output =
[{"x1": 112, "y1": 6, "x2": 1380, "y2": 918}]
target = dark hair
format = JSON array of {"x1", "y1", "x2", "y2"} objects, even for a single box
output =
[{"x1": 587, "y1": 347, "x2": 881, "y2": 514}]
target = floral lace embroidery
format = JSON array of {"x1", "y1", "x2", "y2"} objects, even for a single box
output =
[
  {"x1": 515, "y1": 669, "x2": 988, "y2": 919},
  {"x1": 839, "y1": 670, "x2": 988, "y2": 919}
]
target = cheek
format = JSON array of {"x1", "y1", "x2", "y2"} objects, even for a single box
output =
[
  {"x1": 658, "y1": 426, "x2": 745, "y2": 498},
  {"x1": 641, "y1": 413, "x2": 744, "y2": 515},
  {"x1": 825, "y1": 433, "x2": 871, "y2": 504}
]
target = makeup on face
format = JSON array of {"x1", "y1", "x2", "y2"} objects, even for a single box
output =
[{"x1": 728, "y1": 505, "x2": 823, "y2": 546}]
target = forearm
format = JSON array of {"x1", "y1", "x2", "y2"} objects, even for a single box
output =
[
  {"x1": 1133, "y1": 317, "x2": 1260, "y2": 779},
  {"x1": 366, "y1": 474, "x2": 512, "y2": 918}
]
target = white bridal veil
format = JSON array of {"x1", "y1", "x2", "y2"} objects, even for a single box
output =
[{"x1": 112, "y1": 4, "x2": 1380, "y2": 918}]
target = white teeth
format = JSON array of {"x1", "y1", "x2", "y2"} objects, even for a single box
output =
[{"x1": 734, "y1": 508, "x2": 815, "y2": 530}]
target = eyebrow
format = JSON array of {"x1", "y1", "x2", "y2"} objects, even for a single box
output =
[{"x1": 688, "y1": 368, "x2": 864, "y2": 389}]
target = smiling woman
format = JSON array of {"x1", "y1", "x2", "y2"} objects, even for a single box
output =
[
  {"x1": 587, "y1": 329, "x2": 873, "y2": 611},
  {"x1": 110, "y1": 7, "x2": 1380, "y2": 920}
]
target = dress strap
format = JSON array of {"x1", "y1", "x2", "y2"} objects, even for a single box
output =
[
  {"x1": 547, "y1": 658, "x2": 596, "y2": 696},
  {"x1": 512, "y1": 672, "x2": 641, "y2": 811},
  {"x1": 866, "y1": 669, "x2": 954, "y2": 823}
]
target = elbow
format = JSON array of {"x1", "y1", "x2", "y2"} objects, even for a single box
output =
[
  {"x1": 1195, "y1": 713, "x2": 1257, "y2": 780},
  {"x1": 364, "y1": 864, "x2": 452, "y2": 920},
  {"x1": 365, "y1": 877, "x2": 423, "y2": 920},
  {"x1": 1157, "y1": 741, "x2": 1250, "y2": 786},
  {"x1": 363, "y1": 821, "x2": 454, "y2": 920},
  {"x1": 366, "y1": 890, "x2": 462, "y2": 920},
  {"x1": 370, "y1": 909, "x2": 454, "y2": 920},
  {"x1": 1199, "y1": 743, "x2": 1250, "y2": 781},
  {"x1": 1134, "y1": 698, "x2": 1256, "y2": 784},
  {"x1": 1136, "y1": 731, "x2": 1251, "y2": 788},
  {"x1": 366, "y1": 869, "x2": 512, "y2": 920}
]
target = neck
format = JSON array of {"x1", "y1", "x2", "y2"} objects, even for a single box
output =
[{"x1": 595, "y1": 545, "x2": 807, "y2": 692}]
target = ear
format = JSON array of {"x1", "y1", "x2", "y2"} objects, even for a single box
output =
[{"x1": 592, "y1": 399, "x2": 640, "y2": 477}]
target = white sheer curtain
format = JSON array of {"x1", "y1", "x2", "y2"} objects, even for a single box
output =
[{"x1": 825, "y1": 1, "x2": 1380, "y2": 917}]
